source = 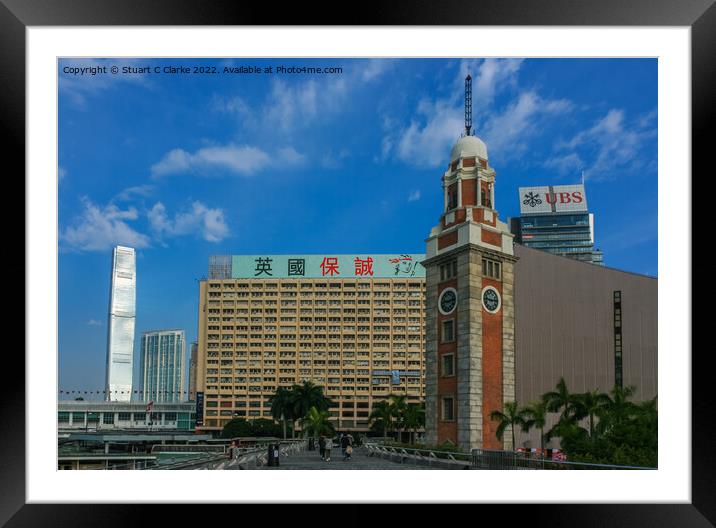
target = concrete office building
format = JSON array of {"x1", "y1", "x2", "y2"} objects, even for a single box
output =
[
  {"x1": 196, "y1": 254, "x2": 426, "y2": 433},
  {"x1": 139, "y1": 330, "x2": 186, "y2": 403},
  {"x1": 510, "y1": 184, "x2": 604, "y2": 265},
  {"x1": 105, "y1": 246, "x2": 136, "y2": 402}
]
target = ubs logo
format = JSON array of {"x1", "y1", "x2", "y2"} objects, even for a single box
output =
[{"x1": 523, "y1": 192, "x2": 542, "y2": 207}]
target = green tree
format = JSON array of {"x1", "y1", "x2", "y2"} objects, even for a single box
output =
[
  {"x1": 368, "y1": 400, "x2": 393, "y2": 438},
  {"x1": 489, "y1": 401, "x2": 530, "y2": 450},
  {"x1": 299, "y1": 406, "x2": 335, "y2": 438},
  {"x1": 221, "y1": 418, "x2": 283, "y2": 439},
  {"x1": 543, "y1": 377, "x2": 576, "y2": 420},
  {"x1": 597, "y1": 385, "x2": 637, "y2": 436},
  {"x1": 523, "y1": 398, "x2": 549, "y2": 456},
  {"x1": 540, "y1": 381, "x2": 657, "y2": 467},
  {"x1": 401, "y1": 403, "x2": 426, "y2": 444},
  {"x1": 290, "y1": 381, "x2": 332, "y2": 423},
  {"x1": 267, "y1": 386, "x2": 294, "y2": 439},
  {"x1": 388, "y1": 394, "x2": 408, "y2": 441},
  {"x1": 571, "y1": 389, "x2": 611, "y2": 440}
]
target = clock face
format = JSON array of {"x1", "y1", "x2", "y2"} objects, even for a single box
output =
[
  {"x1": 439, "y1": 288, "x2": 457, "y2": 315},
  {"x1": 482, "y1": 287, "x2": 501, "y2": 313}
]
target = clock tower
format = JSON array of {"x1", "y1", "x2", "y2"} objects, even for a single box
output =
[{"x1": 423, "y1": 75, "x2": 517, "y2": 451}]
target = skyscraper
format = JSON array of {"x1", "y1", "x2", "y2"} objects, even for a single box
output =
[
  {"x1": 510, "y1": 184, "x2": 604, "y2": 265},
  {"x1": 139, "y1": 330, "x2": 186, "y2": 403},
  {"x1": 105, "y1": 246, "x2": 136, "y2": 402}
]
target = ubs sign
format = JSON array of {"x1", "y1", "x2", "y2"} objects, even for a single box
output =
[{"x1": 519, "y1": 185, "x2": 588, "y2": 215}]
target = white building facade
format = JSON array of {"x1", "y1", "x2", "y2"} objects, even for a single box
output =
[
  {"x1": 139, "y1": 330, "x2": 186, "y2": 403},
  {"x1": 105, "y1": 246, "x2": 136, "y2": 402}
]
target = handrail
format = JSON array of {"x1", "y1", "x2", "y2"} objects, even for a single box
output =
[
  {"x1": 470, "y1": 448, "x2": 656, "y2": 470},
  {"x1": 365, "y1": 442, "x2": 471, "y2": 461}
]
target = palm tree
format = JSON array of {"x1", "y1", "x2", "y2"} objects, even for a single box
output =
[
  {"x1": 489, "y1": 401, "x2": 530, "y2": 450},
  {"x1": 571, "y1": 389, "x2": 611, "y2": 440},
  {"x1": 401, "y1": 403, "x2": 425, "y2": 445},
  {"x1": 523, "y1": 398, "x2": 549, "y2": 456},
  {"x1": 299, "y1": 406, "x2": 335, "y2": 438},
  {"x1": 368, "y1": 400, "x2": 393, "y2": 438},
  {"x1": 597, "y1": 385, "x2": 637, "y2": 436},
  {"x1": 267, "y1": 387, "x2": 294, "y2": 440},
  {"x1": 290, "y1": 381, "x2": 332, "y2": 423},
  {"x1": 388, "y1": 394, "x2": 408, "y2": 442},
  {"x1": 543, "y1": 377, "x2": 576, "y2": 420}
]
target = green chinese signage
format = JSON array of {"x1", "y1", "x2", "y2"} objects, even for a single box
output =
[{"x1": 231, "y1": 254, "x2": 425, "y2": 279}]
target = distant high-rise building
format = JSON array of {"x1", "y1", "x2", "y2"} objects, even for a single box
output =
[
  {"x1": 105, "y1": 246, "x2": 136, "y2": 402},
  {"x1": 510, "y1": 184, "x2": 604, "y2": 265},
  {"x1": 188, "y1": 341, "x2": 198, "y2": 401},
  {"x1": 139, "y1": 330, "x2": 186, "y2": 403}
]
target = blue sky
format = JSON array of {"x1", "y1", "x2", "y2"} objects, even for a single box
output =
[{"x1": 58, "y1": 57, "x2": 657, "y2": 397}]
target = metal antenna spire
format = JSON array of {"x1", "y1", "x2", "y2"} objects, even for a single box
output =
[{"x1": 464, "y1": 74, "x2": 473, "y2": 136}]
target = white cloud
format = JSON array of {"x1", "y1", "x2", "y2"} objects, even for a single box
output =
[
  {"x1": 58, "y1": 167, "x2": 67, "y2": 181},
  {"x1": 114, "y1": 185, "x2": 155, "y2": 201},
  {"x1": 555, "y1": 108, "x2": 657, "y2": 181},
  {"x1": 264, "y1": 77, "x2": 348, "y2": 135},
  {"x1": 481, "y1": 91, "x2": 573, "y2": 159},
  {"x1": 86, "y1": 319, "x2": 102, "y2": 326},
  {"x1": 321, "y1": 148, "x2": 351, "y2": 169},
  {"x1": 148, "y1": 201, "x2": 229, "y2": 243},
  {"x1": 151, "y1": 142, "x2": 308, "y2": 177},
  {"x1": 382, "y1": 59, "x2": 567, "y2": 168},
  {"x1": 60, "y1": 197, "x2": 150, "y2": 252},
  {"x1": 361, "y1": 59, "x2": 393, "y2": 82},
  {"x1": 277, "y1": 146, "x2": 307, "y2": 166},
  {"x1": 460, "y1": 58, "x2": 524, "y2": 112},
  {"x1": 407, "y1": 190, "x2": 421, "y2": 202},
  {"x1": 151, "y1": 144, "x2": 275, "y2": 177},
  {"x1": 394, "y1": 98, "x2": 464, "y2": 167},
  {"x1": 543, "y1": 152, "x2": 584, "y2": 176}
]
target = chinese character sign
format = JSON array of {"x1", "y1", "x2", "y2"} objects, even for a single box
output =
[
  {"x1": 320, "y1": 257, "x2": 340, "y2": 276},
  {"x1": 254, "y1": 257, "x2": 273, "y2": 276},
  {"x1": 231, "y1": 255, "x2": 425, "y2": 279},
  {"x1": 288, "y1": 258, "x2": 305, "y2": 276},
  {"x1": 354, "y1": 257, "x2": 374, "y2": 276}
]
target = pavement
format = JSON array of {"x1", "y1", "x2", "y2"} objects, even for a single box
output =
[{"x1": 261, "y1": 447, "x2": 438, "y2": 470}]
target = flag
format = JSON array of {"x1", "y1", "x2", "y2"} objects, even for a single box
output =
[{"x1": 146, "y1": 400, "x2": 154, "y2": 413}]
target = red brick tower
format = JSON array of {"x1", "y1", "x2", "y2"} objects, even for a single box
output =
[{"x1": 423, "y1": 75, "x2": 517, "y2": 451}]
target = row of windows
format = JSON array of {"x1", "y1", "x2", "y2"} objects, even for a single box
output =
[
  {"x1": 209, "y1": 282, "x2": 424, "y2": 290},
  {"x1": 57, "y1": 412, "x2": 183, "y2": 422}
]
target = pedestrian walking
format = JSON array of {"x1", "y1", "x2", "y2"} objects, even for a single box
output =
[
  {"x1": 339, "y1": 433, "x2": 346, "y2": 459},
  {"x1": 324, "y1": 436, "x2": 333, "y2": 462},
  {"x1": 341, "y1": 432, "x2": 352, "y2": 461},
  {"x1": 319, "y1": 434, "x2": 326, "y2": 460}
]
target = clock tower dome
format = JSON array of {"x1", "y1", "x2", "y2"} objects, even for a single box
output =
[{"x1": 422, "y1": 75, "x2": 517, "y2": 451}]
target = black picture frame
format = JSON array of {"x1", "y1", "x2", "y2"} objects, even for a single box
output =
[{"x1": 4, "y1": 0, "x2": 709, "y2": 525}]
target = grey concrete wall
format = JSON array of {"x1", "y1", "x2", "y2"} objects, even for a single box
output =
[{"x1": 512, "y1": 244, "x2": 657, "y2": 448}]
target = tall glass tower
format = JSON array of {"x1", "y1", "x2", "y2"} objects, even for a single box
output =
[
  {"x1": 105, "y1": 246, "x2": 136, "y2": 401},
  {"x1": 139, "y1": 330, "x2": 186, "y2": 403},
  {"x1": 511, "y1": 185, "x2": 604, "y2": 265}
]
